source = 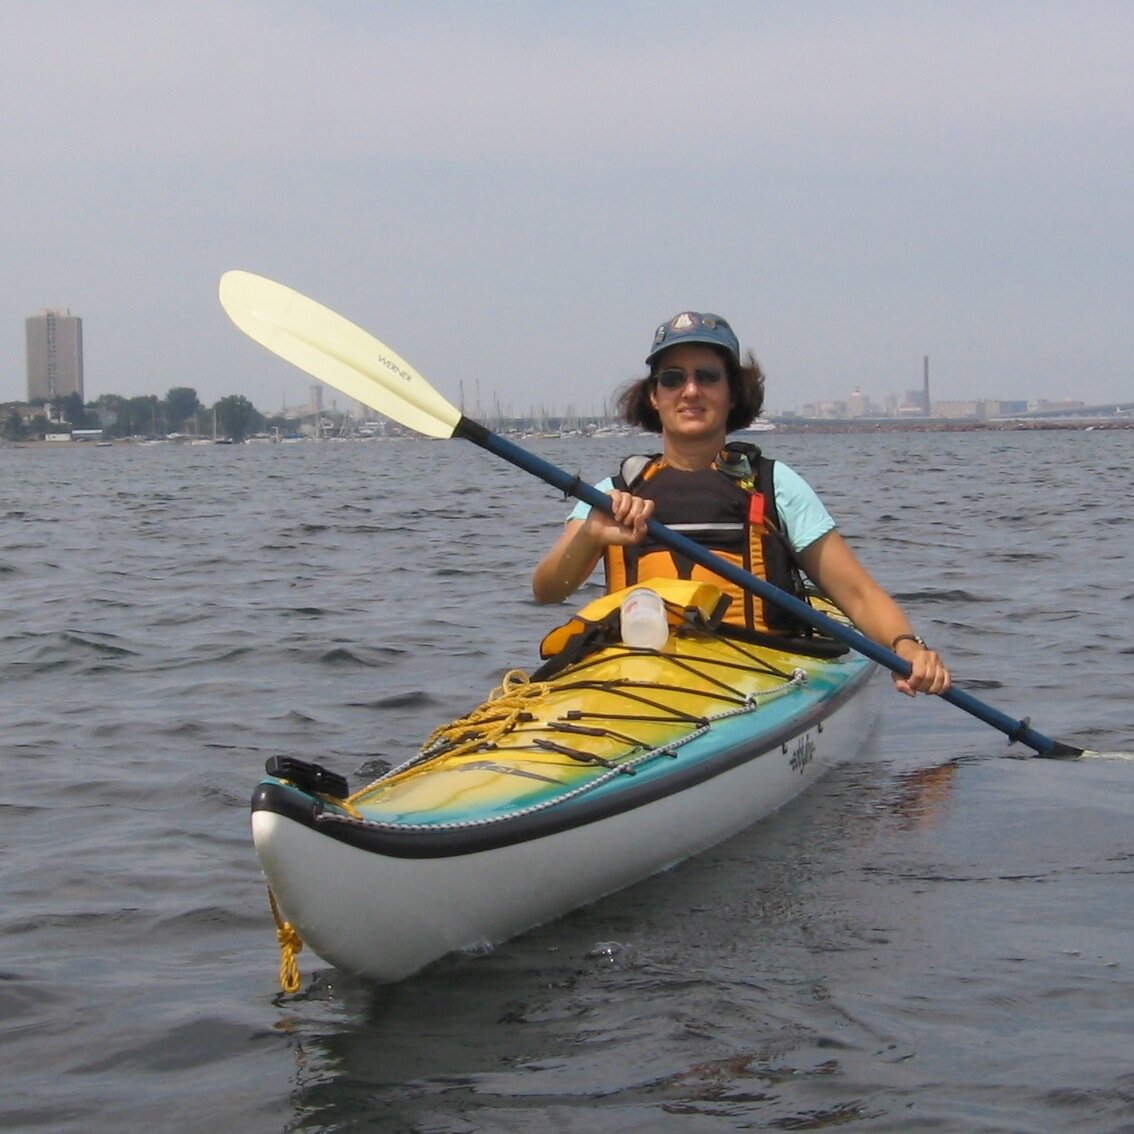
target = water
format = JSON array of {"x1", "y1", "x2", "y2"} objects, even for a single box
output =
[{"x1": 1, "y1": 429, "x2": 1131, "y2": 1133}]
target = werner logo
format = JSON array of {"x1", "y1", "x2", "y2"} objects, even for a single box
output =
[
  {"x1": 789, "y1": 733, "x2": 815, "y2": 773},
  {"x1": 379, "y1": 356, "x2": 415, "y2": 384}
]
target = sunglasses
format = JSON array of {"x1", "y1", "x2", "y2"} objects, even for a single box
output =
[{"x1": 655, "y1": 367, "x2": 726, "y2": 390}]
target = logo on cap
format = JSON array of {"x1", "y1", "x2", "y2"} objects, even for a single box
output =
[{"x1": 647, "y1": 310, "x2": 740, "y2": 365}]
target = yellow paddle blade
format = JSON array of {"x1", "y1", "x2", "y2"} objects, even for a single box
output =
[{"x1": 218, "y1": 270, "x2": 462, "y2": 439}]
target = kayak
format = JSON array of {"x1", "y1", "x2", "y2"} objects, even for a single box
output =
[{"x1": 251, "y1": 579, "x2": 877, "y2": 987}]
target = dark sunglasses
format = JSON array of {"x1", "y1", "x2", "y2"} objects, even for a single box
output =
[{"x1": 655, "y1": 367, "x2": 726, "y2": 390}]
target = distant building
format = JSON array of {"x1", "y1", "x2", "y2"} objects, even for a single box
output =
[
  {"x1": 996, "y1": 401, "x2": 1029, "y2": 416},
  {"x1": 934, "y1": 399, "x2": 990, "y2": 420},
  {"x1": 1027, "y1": 399, "x2": 1087, "y2": 414},
  {"x1": 26, "y1": 309, "x2": 84, "y2": 402},
  {"x1": 898, "y1": 356, "x2": 931, "y2": 416},
  {"x1": 800, "y1": 399, "x2": 845, "y2": 419}
]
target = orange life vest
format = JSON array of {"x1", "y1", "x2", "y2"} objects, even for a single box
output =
[{"x1": 602, "y1": 444, "x2": 814, "y2": 636}]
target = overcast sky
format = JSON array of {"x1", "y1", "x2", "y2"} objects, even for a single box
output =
[{"x1": 2, "y1": 1, "x2": 1130, "y2": 417}]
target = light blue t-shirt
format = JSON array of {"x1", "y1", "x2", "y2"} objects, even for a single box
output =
[{"x1": 566, "y1": 459, "x2": 835, "y2": 555}]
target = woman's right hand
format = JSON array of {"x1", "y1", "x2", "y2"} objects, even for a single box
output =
[
  {"x1": 532, "y1": 490, "x2": 654, "y2": 604},
  {"x1": 584, "y1": 489, "x2": 654, "y2": 546}
]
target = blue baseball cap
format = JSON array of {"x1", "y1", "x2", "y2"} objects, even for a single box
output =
[{"x1": 646, "y1": 311, "x2": 741, "y2": 368}]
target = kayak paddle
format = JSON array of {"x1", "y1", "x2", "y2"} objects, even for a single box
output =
[{"x1": 218, "y1": 270, "x2": 1101, "y2": 760}]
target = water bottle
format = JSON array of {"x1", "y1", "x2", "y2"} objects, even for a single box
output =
[{"x1": 620, "y1": 587, "x2": 669, "y2": 649}]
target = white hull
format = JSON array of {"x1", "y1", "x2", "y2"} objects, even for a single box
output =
[{"x1": 252, "y1": 672, "x2": 876, "y2": 983}]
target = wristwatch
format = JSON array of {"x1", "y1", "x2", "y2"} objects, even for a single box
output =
[{"x1": 891, "y1": 634, "x2": 928, "y2": 651}]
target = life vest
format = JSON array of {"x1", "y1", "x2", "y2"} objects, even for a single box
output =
[{"x1": 602, "y1": 442, "x2": 814, "y2": 637}]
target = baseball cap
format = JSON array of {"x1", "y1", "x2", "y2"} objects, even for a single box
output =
[{"x1": 645, "y1": 312, "x2": 741, "y2": 368}]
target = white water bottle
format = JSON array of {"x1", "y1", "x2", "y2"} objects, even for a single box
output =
[{"x1": 620, "y1": 587, "x2": 669, "y2": 649}]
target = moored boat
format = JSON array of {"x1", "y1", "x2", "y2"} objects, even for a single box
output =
[{"x1": 251, "y1": 579, "x2": 876, "y2": 987}]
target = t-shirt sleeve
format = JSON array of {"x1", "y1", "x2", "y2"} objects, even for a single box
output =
[
  {"x1": 771, "y1": 461, "x2": 836, "y2": 553},
  {"x1": 566, "y1": 476, "x2": 615, "y2": 522}
]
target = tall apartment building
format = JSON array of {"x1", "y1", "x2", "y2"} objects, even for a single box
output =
[{"x1": 26, "y1": 309, "x2": 84, "y2": 402}]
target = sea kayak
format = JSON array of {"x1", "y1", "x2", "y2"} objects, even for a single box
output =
[{"x1": 251, "y1": 579, "x2": 877, "y2": 987}]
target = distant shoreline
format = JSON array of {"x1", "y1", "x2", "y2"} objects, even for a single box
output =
[
  {"x1": 758, "y1": 417, "x2": 1133, "y2": 434},
  {"x1": 3, "y1": 416, "x2": 1132, "y2": 450}
]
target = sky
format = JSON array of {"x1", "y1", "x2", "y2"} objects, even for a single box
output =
[{"x1": 2, "y1": 1, "x2": 1131, "y2": 418}]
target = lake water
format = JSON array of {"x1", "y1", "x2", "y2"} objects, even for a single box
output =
[{"x1": 2, "y1": 428, "x2": 1132, "y2": 1133}]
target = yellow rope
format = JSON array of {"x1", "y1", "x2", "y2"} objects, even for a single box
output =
[
  {"x1": 418, "y1": 669, "x2": 549, "y2": 759},
  {"x1": 268, "y1": 887, "x2": 303, "y2": 994}
]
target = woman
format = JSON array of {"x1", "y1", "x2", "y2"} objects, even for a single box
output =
[{"x1": 532, "y1": 311, "x2": 951, "y2": 697}]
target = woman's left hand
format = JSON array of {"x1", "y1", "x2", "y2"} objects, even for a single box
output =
[
  {"x1": 892, "y1": 642, "x2": 952, "y2": 697},
  {"x1": 797, "y1": 533, "x2": 954, "y2": 699}
]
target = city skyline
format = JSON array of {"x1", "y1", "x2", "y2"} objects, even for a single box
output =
[
  {"x1": 8, "y1": 309, "x2": 1126, "y2": 425},
  {"x1": 7, "y1": 365, "x2": 1125, "y2": 429}
]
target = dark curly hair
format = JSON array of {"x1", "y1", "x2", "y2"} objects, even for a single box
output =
[{"x1": 615, "y1": 348, "x2": 766, "y2": 434}]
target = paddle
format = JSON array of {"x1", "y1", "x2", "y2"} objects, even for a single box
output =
[{"x1": 218, "y1": 270, "x2": 1092, "y2": 759}]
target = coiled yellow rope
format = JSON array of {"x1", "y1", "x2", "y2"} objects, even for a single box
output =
[
  {"x1": 418, "y1": 669, "x2": 548, "y2": 759},
  {"x1": 268, "y1": 887, "x2": 303, "y2": 994}
]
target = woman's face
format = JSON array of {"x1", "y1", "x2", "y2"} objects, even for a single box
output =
[{"x1": 648, "y1": 343, "x2": 734, "y2": 443}]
